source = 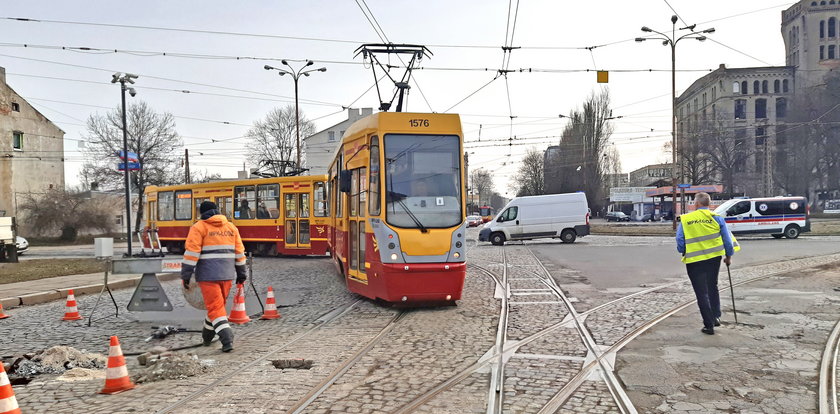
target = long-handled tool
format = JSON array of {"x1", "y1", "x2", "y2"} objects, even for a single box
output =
[{"x1": 726, "y1": 263, "x2": 738, "y2": 324}]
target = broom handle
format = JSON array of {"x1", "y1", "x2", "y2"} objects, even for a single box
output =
[{"x1": 727, "y1": 263, "x2": 738, "y2": 324}]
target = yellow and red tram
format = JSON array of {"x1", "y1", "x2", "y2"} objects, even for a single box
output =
[
  {"x1": 144, "y1": 175, "x2": 330, "y2": 256},
  {"x1": 327, "y1": 112, "x2": 467, "y2": 304}
]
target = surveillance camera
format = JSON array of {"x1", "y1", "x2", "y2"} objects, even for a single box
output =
[
  {"x1": 111, "y1": 73, "x2": 121, "y2": 83},
  {"x1": 128, "y1": 88, "x2": 137, "y2": 97},
  {"x1": 264, "y1": 65, "x2": 272, "y2": 70},
  {"x1": 281, "y1": 59, "x2": 288, "y2": 65}
]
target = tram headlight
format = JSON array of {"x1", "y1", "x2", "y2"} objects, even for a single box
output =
[
  {"x1": 453, "y1": 252, "x2": 461, "y2": 259},
  {"x1": 390, "y1": 253, "x2": 398, "y2": 261},
  {"x1": 388, "y1": 242, "x2": 396, "y2": 249}
]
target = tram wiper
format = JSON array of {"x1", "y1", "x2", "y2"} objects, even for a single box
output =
[{"x1": 388, "y1": 191, "x2": 428, "y2": 233}]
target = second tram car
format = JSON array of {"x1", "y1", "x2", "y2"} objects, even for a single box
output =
[
  {"x1": 144, "y1": 175, "x2": 330, "y2": 256},
  {"x1": 478, "y1": 205, "x2": 495, "y2": 223},
  {"x1": 328, "y1": 112, "x2": 467, "y2": 304}
]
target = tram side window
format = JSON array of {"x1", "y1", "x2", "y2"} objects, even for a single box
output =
[
  {"x1": 175, "y1": 191, "x2": 193, "y2": 220},
  {"x1": 158, "y1": 191, "x2": 174, "y2": 221},
  {"x1": 369, "y1": 135, "x2": 381, "y2": 216},
  {"x1": 216, "y1": 196, "x2": 233, "y2": 219},
  {"x1": 314, "y1": 181, "x2": 328, "y2": 217},
  {"x1": 359, "y1": 167, "x2": 367, "y2": 217},
  {"x1": 336, "y1": 153, "x2": 344, "y2": 218},
  {"x1": 350, "y1": 169, "x2": 359, "y2": 217},
  {"x1": 257, "y1": 184, "x2": 280, "y2": 219},
  {"x1": 234, "y1": 186, "x2": 256, "y2": 219},
  {"x1": 300, "y1": 193, "x2": 310, "y2": 218},
  {"x1": 194, "y1": 197, "x2": 208, "y2": 219}
]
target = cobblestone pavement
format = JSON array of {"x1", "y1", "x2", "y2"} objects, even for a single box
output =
[
  {"x1": 616, "y1": 263, "x2": 840, "y2": 413},
  {"x1": 4, "y1": 230, "x2": 840, "y2": 413}
]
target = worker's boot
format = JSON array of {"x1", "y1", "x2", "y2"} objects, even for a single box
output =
[
  {"x1": 218, "y1": 327, "x2": 234, "y2": 353},
  {"x1": 202, "y1": 318, "x2": 215, "y2": 346}
]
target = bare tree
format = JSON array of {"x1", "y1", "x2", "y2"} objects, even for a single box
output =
[
  {"x1": 247, "y1": 105, "x2": 316, "y2": 176},
  {"x1": 18, "y1": 189, "x2": 115, "y2": 240},
  {"x1": 511, "y1": 147, "x2": 545, "y2": 196},
  {"x1": 678, "y1": 132, "x2": 715, "y2": 186},
  {"x1": 697, "y1": 114, "x2": 753, "y2": 198},
  {"x1": 469, "y1": 168, "x2": 494, "y2": 205},
  {"x1": 547, "y1": 89, "x2": 615, "y2": 210},
  {"x1": 82, "y1": 101, "x2": 183, "y2": 231}
]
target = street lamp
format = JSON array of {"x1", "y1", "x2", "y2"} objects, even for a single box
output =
[
  {"x1": 636, "y1": 16, "x2": 714, "y2": 228},
  {"x1": 111, "y1": 72, "x2": 138, "y2": 256},
  {"x1": 264, "y1": 61, "x2": 327, "y2": 171}
]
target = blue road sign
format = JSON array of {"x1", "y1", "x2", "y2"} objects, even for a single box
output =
[
  {"x1": 115, "y1": 150, "x2": 139, "y2": 162},
  {"x1": 118, "y1": 162, "x2": 141, "y2": 171},
  {"x1": 677, "y1": 184, "x2": 692, "y2": 189}
]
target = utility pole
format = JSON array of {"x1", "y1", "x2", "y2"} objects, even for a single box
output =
[
  {"x1": 111, "y1": 72, "x2": 138, "y2": 256},
  {"x1": 637, "y1": 17, "x2": 715, "y2": 229},
  {"x1": 184, "y1": 149, "x2": 191, "y2": 184},
  {"x1": 264, "y1": 61, "x2": 327, "y2": 171}
]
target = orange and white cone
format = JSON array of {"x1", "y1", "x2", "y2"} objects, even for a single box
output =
[
  {"x1": 0, "y1": 360, "x2": 21, "y2": 414},
  {"x1": 61, "y1": 289, "x2": 82, "y2": 321},
  {"x1": 228, "y1": 284, "x2": 251, "y2": 324},
  {"x1": 0, "y1": 304, "x2": 9, "y2": 320},
  {"x1": 259, "y1": 287, "x2": 281, "y2": 320},
  {"x1": 99, "y1": 336, "x2": 135, "y2": 395}
]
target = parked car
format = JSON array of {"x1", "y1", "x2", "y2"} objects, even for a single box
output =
[
  {"x1": 479, "y1": 192, "x2": 590, "y2": 245},
  {"x1": 15, "y1": 236, "x2": 28, "y2": 254},
  {"x1": 640, "y1": 213, "x2": 660, "y2": 222},
  {"x1": 605, "y1": 211, "x2": 630, "y2": 222},
  {"x1": 467, "y1": 215, "x2": 483, "y2": 227}
]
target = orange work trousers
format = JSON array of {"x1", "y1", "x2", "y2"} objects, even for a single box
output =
[{"x1": 198, "y1": 280, "x2": 233, "y2": 321}]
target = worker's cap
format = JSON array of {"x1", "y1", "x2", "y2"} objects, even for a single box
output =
[{"x1": 199, "y1": 201, "x2": 218, "y2": 214}]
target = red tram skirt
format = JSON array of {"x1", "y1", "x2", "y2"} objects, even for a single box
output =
[{"x1": 371, "y1": 262, "x2": 466, "y2": 303}]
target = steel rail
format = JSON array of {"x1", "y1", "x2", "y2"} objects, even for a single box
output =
[
  {"x1": 154, "y1": 299, "x2": 362, "y2": 414},
  {"x1": 486, "y1": 246, "x2": 509, "y2": 414},
  {"x1": 820, "y1": 320, "x2": 840, "y2": 414},
  {"x1": 288, "y1": 310, "x2": 406, "y2": 413}
]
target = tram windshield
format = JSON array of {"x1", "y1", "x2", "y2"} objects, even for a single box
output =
[{"x1": 384, "y1": 134, "x2": 462, "y2": 229}]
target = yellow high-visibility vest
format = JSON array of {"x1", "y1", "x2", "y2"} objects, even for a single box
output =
[{"x1": 681, "y1": 209, "x2": 737, "y2": 264}]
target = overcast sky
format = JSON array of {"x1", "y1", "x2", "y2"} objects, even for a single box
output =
[{"x1": 1, "y1": 1, "x2": 793, "y2": 194}]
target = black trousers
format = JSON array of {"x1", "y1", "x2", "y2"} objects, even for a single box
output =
[{"x1": 685, "y1": 255, "x2": 722, "y2": 329}]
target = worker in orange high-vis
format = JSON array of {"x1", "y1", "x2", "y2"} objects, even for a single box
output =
[{"x1": 181, "y1": 201, "x2": 247, "y2": 352}]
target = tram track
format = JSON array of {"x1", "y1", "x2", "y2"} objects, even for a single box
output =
[
  {"x1": 820, "y1": 320, "x2": 840, "y2": 414},
  {"x1": 399, "y1": 241, "x2": 840, "y2": 413},
  {"x1": 154, "y1": 299, "x2": 363, "y2": 414}
]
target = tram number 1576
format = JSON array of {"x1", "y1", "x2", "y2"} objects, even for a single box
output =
[{"x1": 409, "y1": 119, "x2": 430, "y2": 127}]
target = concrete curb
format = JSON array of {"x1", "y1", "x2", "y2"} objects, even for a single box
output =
[{"x1": 0, "y1": 273, "x2": 181, "y2": 310}]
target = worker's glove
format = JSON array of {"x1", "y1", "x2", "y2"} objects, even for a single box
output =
[
  {"x1": 235, "y1": 266, "x2": 247, "y2": 285},
  {"x1": 236, "y1": 274, "x2": 247, "y2": 285},
  {"x1": 181, "y1": 273, "x2": 192, "y2": 290}
]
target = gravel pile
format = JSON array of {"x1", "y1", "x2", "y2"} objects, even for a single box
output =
[{"x1": 133, "y1": 353, "x2": 208, "y2": 384}]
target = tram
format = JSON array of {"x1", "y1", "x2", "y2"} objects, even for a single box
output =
[
  {"x1": 478, "y1": 205, "x2": 495, "y2": 223},
  {"x1": 144, "y1": 175, "x2": 330, "y2": 256},
  {"x1": 327, "y1": 112, "x2": 467, "y2": 304}
]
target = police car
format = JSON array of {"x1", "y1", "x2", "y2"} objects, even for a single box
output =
[{"x1": 713, "y1": 196, "x2": 810, "y2": 239}]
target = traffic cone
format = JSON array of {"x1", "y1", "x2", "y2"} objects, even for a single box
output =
[
  {"x1": 228, "y1": 284, "x2": 251, "y2": 324},
  {"x1": 0, "y1": 360, "x2": 21, "y2": 414},
  {"x1": 0, "y1": 304, "x2": 9, "y2": 320},
  {"x1": 260, "y1": 286, "x2": 281, "y2": 320},
  {"x1": 61, "y1": 289, "x2": 83, "y2": 321},
  {"x1": 99, "y1": 336, "x2": 135, "y2": 395}
]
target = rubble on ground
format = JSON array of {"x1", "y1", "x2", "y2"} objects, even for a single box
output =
[
  {"x1": 132, "y1": 353, "x2": 208, "y2": 383},
  {"x1": 4, "y1": 346, "x2": 107, "y2": 379},
  {"x1": 56, "y1": 368, "x2": 106, "y2": 381},
  {"x1": 271, "y1": 358, "x2": 314, "y2": 369}
]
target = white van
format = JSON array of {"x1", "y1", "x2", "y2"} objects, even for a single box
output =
[
  {"x1": 713, "y1": 196, "x2": 810, "y2": 239},
  {"x1": 478, "y1": 193, "x2": 590, "y2": 245}
]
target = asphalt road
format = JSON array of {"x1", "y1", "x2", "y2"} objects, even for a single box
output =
[{"x1": 526, "y1": 234, "x2": 840, "y2": 290}]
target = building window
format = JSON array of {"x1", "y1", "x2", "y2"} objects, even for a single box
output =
[
  {"x1": 755, "y1": 99, "x2": 767, "y2": 119},
  {"x1": 812, "y1": 1, "x2": 818, "y2": 5},
  {"x1": 12, "y1": 131, "x2": 23, "y2": 150},
  {"x1": 339, "y1": 130, "x2": 345, "y2": 138},
  {"x1": 712, "y1": 86, "x2": 717, "y2": 100},
  {"x1": 733, "y1": 81, "x2": 740, "y2": 94},
  {"x1": 822, "y1": 1, "x2": 828, "y2": 5},
  {"x1": 821, "y1": 45, "x2": 826, "y2": 60},
  {"x1": 830, "y1": 17, "x2": 837, "y2": 37},
  {"x1": 11, "y1": 102, "x2": 20, "y2": 112},
  {"x1": 755, "y1": 127, "x2": 766, "y2": 146},
  {"x1": 821, "y1": 20, "x2": 826, "y2": 38},
  {"x1": 328, "y1": 131, "x2": 336, "y2": 142},
  {"x1": 783, "y1": 79, "x2": 789, "y2": 93},
  {"x1": 762, "y1": 80, "x2": 768, "y2": 94},
  {"x1": 774, "y1": 80, "x2": 780, "y2": 93},
  {"x1": 831, "y1": 45, "x2": 837, "y2": 59},
  {"x1": 776, "y1": 97, "x2": 788, "y2": 118},
  {"x1": 735, "y1": 99, "x2": 747, "y2": 120},
  {"x1": 702, "y1": 93, "x2": 707, "y2": 107},
  {"x1": 741, "y1": 81, "x2": 748, "y2": 95},
  {"x1": 753, "y1": 80, "x2": 760, "y2": 94}
]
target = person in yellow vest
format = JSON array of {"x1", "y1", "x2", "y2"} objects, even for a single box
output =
[{"x1": 676, "y1": 192, "x2": 740, "y2": 335}]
